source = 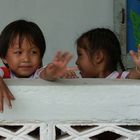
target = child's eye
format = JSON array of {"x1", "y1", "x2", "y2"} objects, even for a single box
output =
[
  {"x1": 14, "y1": 51, "x2": 22, "y2": 54},
  {"x1": 77, "y1": 53, "x2": 82, "y2": 56},
  {"x1": 31, "y1": 50, "x2": 37, "y2": 54}
]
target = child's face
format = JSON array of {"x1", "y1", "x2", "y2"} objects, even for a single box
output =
[
  {"x1": 3, "y1": 36, "x2": 41, "y2": 78},
  {"x1": 76, "y1": 47, "x2": 97, "y2": 78}
]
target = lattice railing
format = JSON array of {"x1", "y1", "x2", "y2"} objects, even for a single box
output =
[
  {"x1": 1, "y1": 123, "x2": 140, "y2": 139},
  {"x1": 1, "y1": 79, "x2": 140, "y2": 140},
  {"x1": 55, "y1": 124, "x2": 140, "y2": 140}
]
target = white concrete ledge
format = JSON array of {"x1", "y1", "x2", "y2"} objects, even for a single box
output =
[{"x1": 0, "y1": 78, "x2": 140, "y2": 124}]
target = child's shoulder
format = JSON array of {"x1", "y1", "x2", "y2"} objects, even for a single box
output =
[
  {"x1": 0, "y1": 67, "x2": 10, "y2": 78},
  {"x1": 106, "y1": 71, "x2": 129, "y2": 79}
]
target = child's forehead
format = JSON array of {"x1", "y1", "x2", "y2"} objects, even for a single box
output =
[
  {"x1": 9, "y1": 37, "x2": 39, "y2": 51},
  {"x1": 10, "y1": 35, "x2": 35, "y2": 45}
]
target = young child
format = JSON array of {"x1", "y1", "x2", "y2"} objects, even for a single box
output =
[
  {"x1": 75, "y1": 28, "x2": 140, "y2": 79},
  {"x1": 0, "y1": 20, "x2": 47, "y2": 78},
  {"x1": 0, "y1": 19, "x2": 72, "y2": 112}
]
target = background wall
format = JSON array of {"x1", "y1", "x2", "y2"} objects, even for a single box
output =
[{"x1": 0, "y1": 0, "x2": 114, "y2": 66}]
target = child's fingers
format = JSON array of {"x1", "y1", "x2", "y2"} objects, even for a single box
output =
[
  {"x1": 129, "y1": 48, "x2": 140, "y2": 67},
  {"x1": 2, "y1": 80, "x2": 15, "y2": 101},
  {"x1": 53, "y1": 51, "x2": 72, "y2": 64},
  {"x1": 63, "y1": 69, "x2": 78, "y2": 79},
  {"x1": 66, "y1": 66, "x2": 79, "y2": 71},
  {"x1": 4, "y1": 91, "x2": 14, "y2": 109},
  {"x1": 0, "y1": 80, "x2": 15, "y2": 111},
  {"x1": 3, "y1": 83, "x2": 15, "y2": 101},
  {"x1": 63, "y1": 52, "x2": 73, "y2": 66},
  {"x1": 53, "y1": 51, "x2": 62, "y2": 62},
  {"x1": 7, "y1": 90, "x2": 15, "y2": 100},
  {"x1": 9, "y1": 93, "x2": 15, "y2": 100},
  {"x1": 7, "y1": 97, "x2": 12, "y2": 109},
  {"x1": 47, "y1": 63, "x2": 55, "y2": 69}
]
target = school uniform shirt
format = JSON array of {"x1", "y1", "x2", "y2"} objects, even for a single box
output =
[
  {"x1": 106, "y1": 71, "x2": 129, "y2": 79},
  {"x1": 0, "y1": 66, "x2": 42, "y2": 79}
]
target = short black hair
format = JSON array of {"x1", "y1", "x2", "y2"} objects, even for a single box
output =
[{"x1": 0, "y1": 19, "x2": 46, "y2": 60}]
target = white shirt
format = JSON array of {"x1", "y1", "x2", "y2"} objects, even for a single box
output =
[
  {"x1": 0, "y1": 67, "x2": 43, "y2": 79},
  {"x1": 106, "y1": 71, "x2": 129, "y2": 79}
]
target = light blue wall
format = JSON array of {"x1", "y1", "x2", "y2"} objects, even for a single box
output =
[{"x1": 0, "y1": 0, "x2": 113, "y2": 66}]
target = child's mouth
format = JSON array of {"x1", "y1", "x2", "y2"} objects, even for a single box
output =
[{"x1": 18, "y1": 66, "x2": 32, "y2": 69}]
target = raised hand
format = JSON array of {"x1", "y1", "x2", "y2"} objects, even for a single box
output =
[
  {"x1": 129, "y1": 44, "x2": 140, "y2": 72},
  {"x1": 40, "y1": 51, "x2": 75, "y2": 81}
]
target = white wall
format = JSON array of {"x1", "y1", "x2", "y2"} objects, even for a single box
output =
[{"x1": 0, "y1": 0, "x2": 114, "y2": 66}]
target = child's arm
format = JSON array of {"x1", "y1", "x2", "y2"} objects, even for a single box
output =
[
  {"x1": 127, "y1": 45, "x2": 140, "y2": 79},
  {"x1": 0, "y1": 77, "x2": 15, "y2": 112},
  {"x1": 40, "y1": 51, "x2": 75, "y2": 81}
]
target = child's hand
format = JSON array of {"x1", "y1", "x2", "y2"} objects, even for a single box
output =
[
  {"x1": 40, "y1": 51, "x2": 73, "y2": 81},
  {"x1": 0, "y1": 77, "x2": 15, "y2": 112},
  {"x1": 62, "y1": 66, "x2": 79, "y2": 79},
  {"x1": 129, "y1": 44, "x2": 140, "y2": 72}
]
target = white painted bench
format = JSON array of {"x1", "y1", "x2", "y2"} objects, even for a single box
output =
[{"x1": 0, "y1": 79, "x2": 140, "y2": 140}]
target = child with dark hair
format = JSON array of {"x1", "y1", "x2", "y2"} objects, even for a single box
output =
[
  {"x1": 75, "y1": 28, "x2": 126, "y2": 78},
  {"x1": 75, "y1": 28, "x2": 140, "y2": 79},
  {"x1": 0, "y1": 19, "x2": 72, "y2": 112},
  {"x1": 0, "y1": 19, "x2": 46, "y2": 78}
]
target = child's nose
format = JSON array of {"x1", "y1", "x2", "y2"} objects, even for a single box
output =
[
  {"x1": 22, "y1": 53, "x2": 30, "y2": 62},
  {"x1": 75, "y1": 59, "x2": 78, "y2": 65}
]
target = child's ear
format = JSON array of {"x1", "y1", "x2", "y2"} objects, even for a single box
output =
[{"x1": 94, "y1": 50, "x2": 104, "y2": 64}]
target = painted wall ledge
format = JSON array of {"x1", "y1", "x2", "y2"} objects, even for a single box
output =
[{"x1": 1, "y1": 78, "x2": 140, "y2": 123}]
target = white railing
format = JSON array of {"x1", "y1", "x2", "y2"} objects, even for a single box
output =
[{"x1": 0, "y1": 79, "x2": 140, "y2": 140}]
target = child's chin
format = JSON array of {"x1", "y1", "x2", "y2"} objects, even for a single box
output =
[{"x1": 16, "y1": 74, "x2": 32, "y2": 78}]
